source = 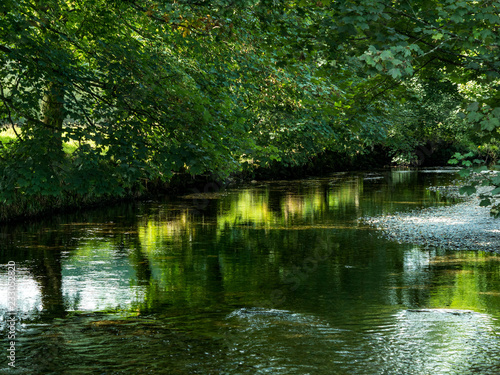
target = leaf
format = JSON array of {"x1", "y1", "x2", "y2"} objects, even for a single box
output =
[
  {"x1": 18, "y1": 178, "x2": 29, "y2": 188},
  {"x1": 489, "y1": 117, "x2": 500, "y2": 128},
  {"x1": 490, "y1": 207, "x2": 500, "y2": 218},
  {"x1": 459, "y1": 185, "x2": 476, "y2": 195},
  {"x1": 492, "y1": 107, "x2": 500, "y2": 117},
  {"x1": 467, "y1": 111, "x2": 484, "y2": 122},
  {"x1": 459, "y1": 169, "x2": 472, "y2": 177},
  {"x1": 480, "y1": 198, "x2": 491, "y2": 206},
  {"x1": 472, "y1": 166, "x2": 487, "y2": 174},
  {"x1": 467, "y1": 102, "x2": 479, "y2": 112},
  {"x1": 388, "y1": 68, "x2": 401, "y2": 79},
  {"x1": 380, "y1": 50, "x2": 393, "y2": 60},
  {"x1": 481, "y1": 117, "x2": 499, "y2": 131}
]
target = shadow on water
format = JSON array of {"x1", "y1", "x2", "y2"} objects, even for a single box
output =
[{"x1": 1, "y1": 169, "x2": 500, "y2": 374}]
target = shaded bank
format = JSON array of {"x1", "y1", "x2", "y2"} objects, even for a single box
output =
[{"x1": 0, "y1": 144, "x2": 458, "y2": 223}]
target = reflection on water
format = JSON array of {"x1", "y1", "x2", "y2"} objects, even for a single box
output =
[
  {"x1": 373, "y1": 309, "x2": 500, "y2": 375},
  {"x1": 222, "y1": 307, "x2": 500, "y2": 375},
  {"x1": 1, "y1": 169, "x2": 500, "y2": 374}
]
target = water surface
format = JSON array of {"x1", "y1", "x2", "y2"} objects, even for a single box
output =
[{"x1": 1, "y1": 169, "x2": 500, "y2": 374}]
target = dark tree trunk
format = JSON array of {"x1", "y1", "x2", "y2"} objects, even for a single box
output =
[{"x1": 41, "y1": 81, "x2": 65, "y2": 153}]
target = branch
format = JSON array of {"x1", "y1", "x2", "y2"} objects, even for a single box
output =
[
  {"x1": 0, "y1": 83, "x2": 22, "y2": 140},
  {"x1": 0, "y1": 45, "x2": 11, "y2": 54},
  {"x1": 387, "y1": 7, "x2": 500, "y2": 73}
]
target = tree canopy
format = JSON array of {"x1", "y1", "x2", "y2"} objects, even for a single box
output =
[{"x1": 0, "y1": 0, "x2": 499, "y2": 217}]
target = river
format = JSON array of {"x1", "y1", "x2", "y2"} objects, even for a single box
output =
[{"x1": 1, "y1": 168, "x2": 500, "y2": 374}]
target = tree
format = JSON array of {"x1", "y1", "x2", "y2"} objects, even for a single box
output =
[
  {"x1": 0, "y1": 0, "x2": 255, "y2": 204},
  {"x1": 1, "y1": 0, "x2": 499, "y2": 217}
]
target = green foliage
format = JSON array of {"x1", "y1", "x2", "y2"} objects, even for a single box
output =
[
  {"x1": 0, "y1": 0, "x2": 249, "y2": 203},
  {"x1": 449, "y1": 152, "x2": 500, "y2": 217},
  {"x1": 1, "y1": 0, "x2": 500, "y2": 218},
  {"x1": 385, "y1": 76, "x2": 470, "y2": 165}
]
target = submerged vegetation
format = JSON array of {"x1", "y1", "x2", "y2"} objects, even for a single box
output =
[{"x1": 1, "y1": 0, "x2": 500, "y2": 220}]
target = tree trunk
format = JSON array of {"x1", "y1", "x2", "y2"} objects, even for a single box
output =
[{"x1": 41, "y1": 81, "x2": 65, "y2": 153}]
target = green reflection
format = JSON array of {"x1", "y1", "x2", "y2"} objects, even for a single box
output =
[
  {"x1": 429, "y1": 252, "x2": 500, "y2": 312},
  {"x1": 2, "y1": 170, "x2": 500, "y2": 374}
]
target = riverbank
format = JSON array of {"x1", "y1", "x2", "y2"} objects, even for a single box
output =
[
  {"x1": 0, "y1": 172, "x2": 213, "y2": 223},
  {"x1": 0, "y1": 142, "x2": 461, "y2": 224},
  {"x1": 362, "y1": 187, "x2": 500, "y2": 252},
  {"x1": 0, "y1": 148, "x2": 393, "y2": 223}
]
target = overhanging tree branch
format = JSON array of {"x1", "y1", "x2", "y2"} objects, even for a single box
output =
[{"x1": 0, "y1": 45, "x2": 11, "y2": 54}]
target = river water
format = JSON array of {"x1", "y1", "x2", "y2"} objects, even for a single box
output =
[{"x1": 1, "y1": 169, "x2": 500, "y2": 374}]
